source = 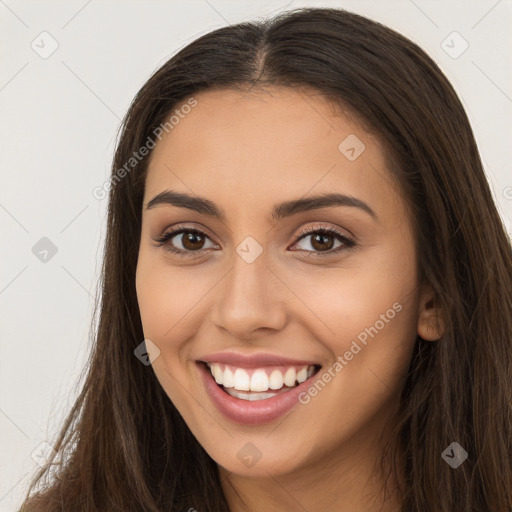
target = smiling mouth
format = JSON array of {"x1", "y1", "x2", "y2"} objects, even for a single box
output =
[{"x1": 202, "y1": 362, "x2": 322, "y2": 401}]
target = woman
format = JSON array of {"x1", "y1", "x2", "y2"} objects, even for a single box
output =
[{"x1": 20, "y1": 7, "x2": 512, "y2": 512}]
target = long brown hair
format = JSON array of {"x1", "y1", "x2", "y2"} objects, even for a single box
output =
[{"x1": 20, "y1": 7, "x2": 512, "y2": 511}]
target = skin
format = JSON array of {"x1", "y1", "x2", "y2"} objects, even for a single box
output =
[{"x1": 135, "y1": 86, "x2": 444, "y2": 512}]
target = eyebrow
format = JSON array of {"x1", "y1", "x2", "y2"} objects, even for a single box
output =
[{"x1": 145, "y1": 189, "x2": 377, "y2": 222}]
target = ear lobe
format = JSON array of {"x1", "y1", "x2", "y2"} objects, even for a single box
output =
[{"x1": 417, "y1": 287, "x2": 445, "y2": 341}]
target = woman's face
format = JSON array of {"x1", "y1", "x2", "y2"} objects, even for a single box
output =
[{"x1": 136, "y1": 86, "x2": 430, "y2": 478}]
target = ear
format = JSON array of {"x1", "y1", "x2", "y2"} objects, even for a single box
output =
[{"x1": 417, "y1": 283, "x2": 445, "y2": 341}]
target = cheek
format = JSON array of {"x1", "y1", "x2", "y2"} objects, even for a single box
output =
[
  {"x1": 282, "y1": 246, "x2": 420, "y2": 417},
  {"x1": 136, "y1": 252, "x2": 204, "y2": 343},
  {"x1": 287, "y1": 269, "x2": 418, "y2": 451},
  {"x1": 287, "y1": 258, "x2": 417, "y2": 349},
  {"x1": 135, "y1": 254, "x2": 202, "y2": 412},
  {"x1": 135, "y1": 251, "x2": 219, "y2": 394}
]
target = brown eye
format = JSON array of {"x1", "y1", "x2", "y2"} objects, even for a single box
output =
[
  {"x1": 181, "y1": 231, "x2": 206, "y2": 251},
  {"x1": 291, "y1": 227, "x2": 356, "y2": 256},
  {"x1": 309, "y1": 232, "x2": 336, "y2": 251},
  {"x1": 155, "y1": 227, "x2": 217, "y2": 256}
]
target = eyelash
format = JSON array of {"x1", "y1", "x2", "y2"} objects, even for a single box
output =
[{"x1": 154, "y1": 224, "x2": 356, "y2": 258}]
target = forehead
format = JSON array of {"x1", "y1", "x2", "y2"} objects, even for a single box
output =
[{"x1": 144, "y1": 86, "x2": 401, "y2": 224}]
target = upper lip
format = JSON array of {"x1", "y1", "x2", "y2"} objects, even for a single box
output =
[{"x1": 198, "y1": 351, "x2": 321, "y2": 368}]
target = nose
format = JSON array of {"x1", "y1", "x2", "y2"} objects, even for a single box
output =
[{"x1": 211, "y1": 249, "x2": 288, "y2": 340}]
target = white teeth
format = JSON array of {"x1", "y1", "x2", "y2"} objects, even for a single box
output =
[
  {"x1": 269, "y1": 369, "x2": 284, "y2": 390},
  {"x1": 250, "y1": 370, "x2": 269, "y2": 392},
  {"x1": 296, "y1": 367, "x2": 308, "y2": 383},
  {"x1": 223, "y1": 366, "x2": 234, "y2": 388},
  {"x1": 213, "y1": 364, "x2": 223, "y2": 384},
  {"x1": 207, "y1": 363, "x2": 318, "y2": 394},
  {"x1": 225, "y1": 388, "x2": 282, "y2": 401},
  {"x1": 233, "y1": 368, "x2": 250, "y2": 391},
  {"x1": 284, "y1": 368, "x2": 296, "y2": 387}
]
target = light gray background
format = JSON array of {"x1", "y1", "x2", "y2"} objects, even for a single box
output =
[{"x1": 1, "y1": 1, "x2": 511, "y2": 509}]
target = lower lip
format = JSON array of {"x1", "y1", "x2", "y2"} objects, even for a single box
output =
[{"x1": 197, "y1": 362, "x2": 317, "y2": 425}]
